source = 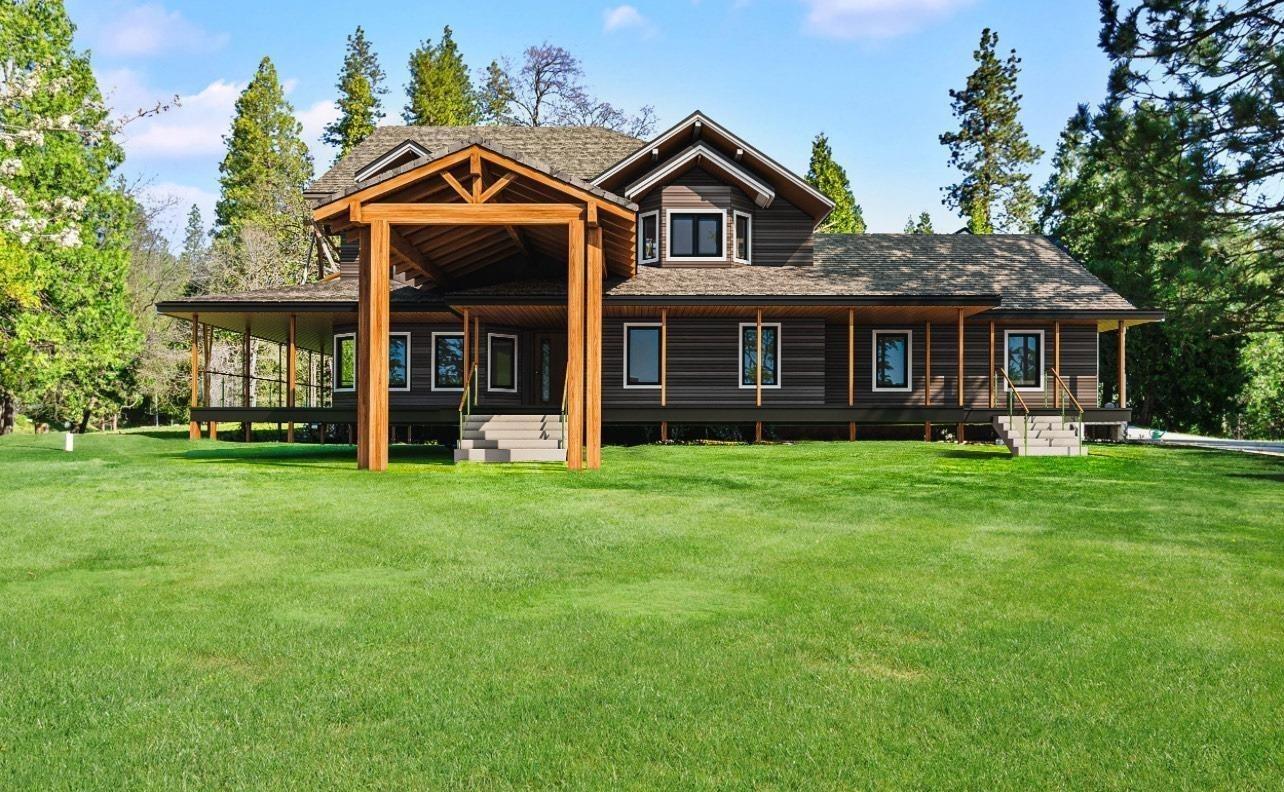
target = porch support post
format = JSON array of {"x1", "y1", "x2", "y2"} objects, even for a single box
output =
[
  {"x1": 203, "y1": 325, "x2": 215, "y2": 440},
  {"x1": 242, "y1": 323, "x2": 251, "y2": 442},
  {"x1": 566, "y1": 218, "x2": 586, "y2": 470},
  {"x1": 586, "y1": 223, "x2": 603, "y2": 470},
  {"x1": 848, "y1": 306, "x2": 855, "y2": 442},
  {"x1": 988, "y1": 320, "x2": 995, "y2": 408},
  {"x1": 1117, "y1": 320, "x2": 1127, "y2": 407},
  {"x1": 357, "y1": 221, "x2": 390, "y2": 471},
  {"x1": 189, "y1": 314, "x2": 200, "y2": 440},
  {"x1": 755, "y1": 308, "x2": 763, "y2": 407},
  {"x1": 924, "y1": 320, "x2": 932, "y2": 442},
  {"x1": 286, "y1": 314, "x2": 297, "y2": 443},
  {"x1": 957, "y1": 308, "x2": 964, "y2": 442},
  {"x1": 462, "y1": 307, "x2": 471, "y2": 391}
]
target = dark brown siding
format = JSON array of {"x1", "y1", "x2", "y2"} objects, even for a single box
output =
[
  {"x1": 603, "y1": 316, "x2": 825, "y2": 407},
  {"x1": 754, "y1": 198, "x2": 813, "y2": 267},
  {"x1": 332, "y1": 322, "x2": 462, "y2": 408},
  {"x1": 823, "y1": 320, "x2": 1099, "y2": 409}
]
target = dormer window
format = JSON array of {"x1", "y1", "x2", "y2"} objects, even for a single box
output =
[
  {"x1": 638, "y1": 210, "x2": 659, "y2": 264},
  {"x1": 668, "y1": 209, "x2": 723, "y2": 261},
  {"x1": 353, "y1": 141, "x2": 430, "y2": 182}
]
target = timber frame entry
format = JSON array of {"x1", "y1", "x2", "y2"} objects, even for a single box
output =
[{"x1": 311, "y1": 144, "x2": 637, "y2": 471}]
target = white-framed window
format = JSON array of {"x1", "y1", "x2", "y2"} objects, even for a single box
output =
[
  {"x1": 739, "y1": 322, "x2": 781, "y2": 388},
  {"x1": 431, "y1": 332, "x2": 465, "y2": 391},
  {"x1": 732, "y1": 210, "x2": 752, "y2": 264},
  {"x1": 487, "y1": 333, "x2": 518, "y2": 393},
  {"x1": 638, "y1": 210, "x2": 659, "y2": 265},
  {"x1": 623, "y1": 322, "x2": 662, "y2": 388},
  {"x1": 666, "y1": 208, "x2": 725, "y2": 261},
  {"x1": 1004, "y1": 329, "x2": 1045, "y2": 391},
  {"x1": 332, "y1": 331, "x2": 411, "y2": 392},
  {"x1": 872, "y1": 329, "x2": 912, "y2": 392},
  {"x1": 333, "y1": 333, "x2": 356, "y2": 392}
]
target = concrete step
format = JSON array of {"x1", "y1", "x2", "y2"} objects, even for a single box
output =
[
  {"x1": 463, "y1": 429, "x2": 561, "y2": 441},
  {"x1": 453, "y1": 448, "x2": 567, "y2": 463},
  {"x1": 1000, "y1": 429, "x2": 1079, "y2": 440},
  {"x1": 464, "y1": 421, "x2": 563, "y2": 432},
  {"x1": 1012, "y1": 445, "x2": 1088, "y2": 457},
  {"x1": 458, "y1": 437, "x2": 562, "y2": 449},
  {"x1": 467, "y1": 414, "x2": 561, "y2": 423}
]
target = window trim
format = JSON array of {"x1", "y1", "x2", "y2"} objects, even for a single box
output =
[
  {"x1": 332, "y1": 331, "x2": 412, "y2": 392},
  {"x1": 732, "y1": 210, "x2": 752, "y2": 264},
  {"x1": 388, "y1": 331, "x2": 412, "y2": 392},
  {"x1": 431, "y1": 331, "x2": 466, "y2": 392},
  {"x1": 738, "y1": 321, "x2": 782, "y2": 389},
  {"x1": 353, "y1": 141, "x2": 430, "y2": 182},
  {"x1": 871, "y1": 329, "x2": 913, "y2": 393},
  {"x1": 486, "y1": 332, "x2": 518, "y2": 393},
  {"x1": 638, "y1": 210, "x2": 660, "y2": 265},
  {"x1": 665, "y1": 207, "x2": 726, "y2": 262},
  {"x1": 622, "y1": 322, "x2": 663, "y2": 389},
  {"x1": 333, "y1": 332, "x2": 356, "y2": 393},
  {"x1": 1003, "y1": 329, "x2": 1045, "y2": 392}
]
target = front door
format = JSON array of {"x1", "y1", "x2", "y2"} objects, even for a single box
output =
[{"x1": 532, "y1": 332, "x2": 568, "y2": 408}]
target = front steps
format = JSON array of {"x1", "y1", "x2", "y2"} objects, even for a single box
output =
[
  {"x1": 992, "y1": 414, "x2": 1086, "y2": 457},
  {"x1": 454, "y1": 414, "x2": 567, "y2": 463}
]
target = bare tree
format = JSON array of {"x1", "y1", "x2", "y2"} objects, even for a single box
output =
[{"x1": 481, "y1": 44, "x2": 656, "y2": 136}]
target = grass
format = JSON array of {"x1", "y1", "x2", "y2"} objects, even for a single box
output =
[{"x1": 1, "y1": 430, "x2": 1282, "y2": 789}]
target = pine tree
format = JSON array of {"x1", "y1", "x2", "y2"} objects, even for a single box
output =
[
  {"x1": 213, "y1": 57, "x2": 313, "y2": 247},
  {"x1": 0, "y1": 0, "x2": 139, "y2": 433},
  {"x1": 903, "y1": 212, "x2": 934, "y2": 234},
  {"x1": 403, "y1": 26, "x2": 479, "y2": 126},
  {"x1": 940, "y1": 28, "x2": 1042, "y2": 234},
  {"x1": 179, "y1": 204, "x2": 208, "y2": 293},
  {"x1": 805, "y1": 133, "x2": 866, "y2": 234},
  {"x1": 322, "y1": 26, "x2": 386, "y2": 159}
]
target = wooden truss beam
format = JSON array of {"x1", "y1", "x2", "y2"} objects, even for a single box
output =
[
  {"x1": 360, "y1": 203, "x2": 584, "y2": 225},
  {"x1": 389, "y1": 226, "x2": 451, "y2": 285}
]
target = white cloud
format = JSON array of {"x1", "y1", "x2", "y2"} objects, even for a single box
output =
[
  {"x1": 97, "y1": 3, "x2": 228, "y2": 57},
  {"x1": 603, "y1": 5, "x2": 657, "y2": 36},
  {"x1": 297, "y1": 99, "x2": 340, "y2": 163},
  {"x1": 799, "y1": 0, "x2": 972, "y2": 39},
  {"x1": 137, "y1": 181, "x2": 218, "y2": 242},
  {"x1": 116, "y1": 78, "x2": 243, "y2": 160}
]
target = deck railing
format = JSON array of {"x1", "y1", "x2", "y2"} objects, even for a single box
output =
[
  {"x1": 457, "y1": 362, "x2": 479, "y2": 443},
  {"x1": 994, "y1": 366, "x2": 1031, "y2": 448},
  {"x1": 559, "y1": 368, "x2": 570, "y2": 450},
  {"x1": 197, "y1": 368, "x2": 329, "y2": 408},
  {"x1": 1048, "y1": 367, "x2": 1086, "y2": 441}
]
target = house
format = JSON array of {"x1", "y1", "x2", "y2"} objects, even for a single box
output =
[{"x1": 157, "y1": 112, "x2": 1163, "y2": 468}]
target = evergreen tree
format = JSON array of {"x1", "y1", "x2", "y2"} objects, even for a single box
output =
[
  {"x1": 322, "y1": 26, "x2": 386, "y2": 159},
  {"x1": 0, "y1": 0, "x2": 139, "y2": 433},
  {"x1": 903, "y1": 212, "x2": 934, "y2": 234},
  {"x1": 213, "y1": 56, "x2": 313, "y2": 255},
  {"x1": 179, "y1": 204, "x2": 208, "y2": 293},
  {"x1": 403, "y1": 26, "x2": 479, "y2": 126},
  {"x1": 805, "y1": 133, "x2": 866, "y2": 234},
  {"x1": 940, "y1": 28, "x2": 1042, "y2": 234}
]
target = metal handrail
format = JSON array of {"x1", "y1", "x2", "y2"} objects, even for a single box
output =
[
  {"x1": 995, "y1": 366, "x2": 1031, "y2": 449},
  {"x1": 1048, "y1": 367, "x2": 1086, "y2": 441},
  {"x1": 559, "y1": 368, "x2": 570, "y2": 450},
  {"x1": 457, "y1": 362, "x2": 478, "y2": 443}
]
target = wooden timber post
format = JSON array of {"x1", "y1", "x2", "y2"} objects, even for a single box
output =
[
  {"x1": 660, "y1": 308, "x2": 668, "y2": 407},
  {"x1": 924, "y1": 320, "x2": 932, "y2": 442},
  {"x1": 956, "y1": 308, "x2": 964, "y2": 442},
  {"x1": 586, "y1": 223, "x2": 603, "y2": 470},
  {"x1": 242, "y1": 323, "x2": 251, "y2": 442},
  {"x1": 357, "y1": 222, "x2": 390, "y2": 471},
  {"x1": 189, "y1": 315, "x2": 200, "y2": 440},
  {"x1": 203, "y1": 325, "x2": 215, "y2": 440},
  {"x1": 462, "y1": 307, "x2": 471, "y2": 394},
  {"x1": 755, "y1": 307, "x2": 764, "y2": 444},
  {"x1": 286, "y1": 314, "x2": 297, "y2": 443},
  {"x1": 566, "y1": 218, "x2": 585, "y2": 470},
  {"x1": 1117, "y1": 320, "x2": 1127, "y2": 407}
]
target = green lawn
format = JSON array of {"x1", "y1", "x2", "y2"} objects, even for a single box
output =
[{"x1": 1, "y1": 431, "x2": 1282, "y2": 789}]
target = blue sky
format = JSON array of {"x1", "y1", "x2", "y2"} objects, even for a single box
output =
[{"x1": 68, "y1": 0, "x2": 1111, "y2": 242}]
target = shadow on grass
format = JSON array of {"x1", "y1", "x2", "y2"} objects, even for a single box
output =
[
  {"x1": 934, "y1": 447, "x2": 1010, "y2": 461},
  {"x1": 1227, "y1": 471, "x2": 1284, "y2": 483},
  {"x1": 173, "y1": 442, "x2": 455, "y2": 469}
]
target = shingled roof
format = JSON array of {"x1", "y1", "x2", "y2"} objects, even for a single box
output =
[
  {"x1": 157, "y1": 278, "x2": 446, "y2": 311},
  {"x1": 310, "y1": 125, "x2": 644, "y2": 198}
]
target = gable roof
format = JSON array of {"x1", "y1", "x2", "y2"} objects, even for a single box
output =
[{"x1": 310, "y1": 125, "x2": 644, "y2": 199}]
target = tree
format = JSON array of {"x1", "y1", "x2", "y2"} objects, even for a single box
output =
[
  {"x1": 213, "y1": 56, "x2": 313, "y2": 249},
  {"x1": 403, "y1": 26, "x2": 479, "y2": 126},
  {"x1": 1099, "y1": 0, "x2": 1284, "y2": 333},
  {"x1": 940, "y1": 28, "x2": 1043, "y2": 234},
  {"x1": 179, "y1": 204, "x2": 209, "y2": 294},
  {"x1": 1042, "y1": 104, "x2": 1248, "y2": 431},
  {"x1": 0, "y1": 0, "x2": 140, "y2": 434},
  {"x1": 1240, "y1": 333, "x2": 1284, "y2": 439},
  {"x1": 323, "y1": 26, "x2": 386, "y2": 159},
  {"x1": 480, "y1": 44, "x2": 656, "y2": 136},
  {"x1": 903, "y1": 212, "x2": 934, "y2": 234},
  {"x1": 805, "y1": 133, "x2": 866, "y2": 234}
]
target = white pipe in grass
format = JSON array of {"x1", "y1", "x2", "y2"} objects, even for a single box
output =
[{"x1": 64, "y1": 432, "x2": 73, "y2": 452}]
